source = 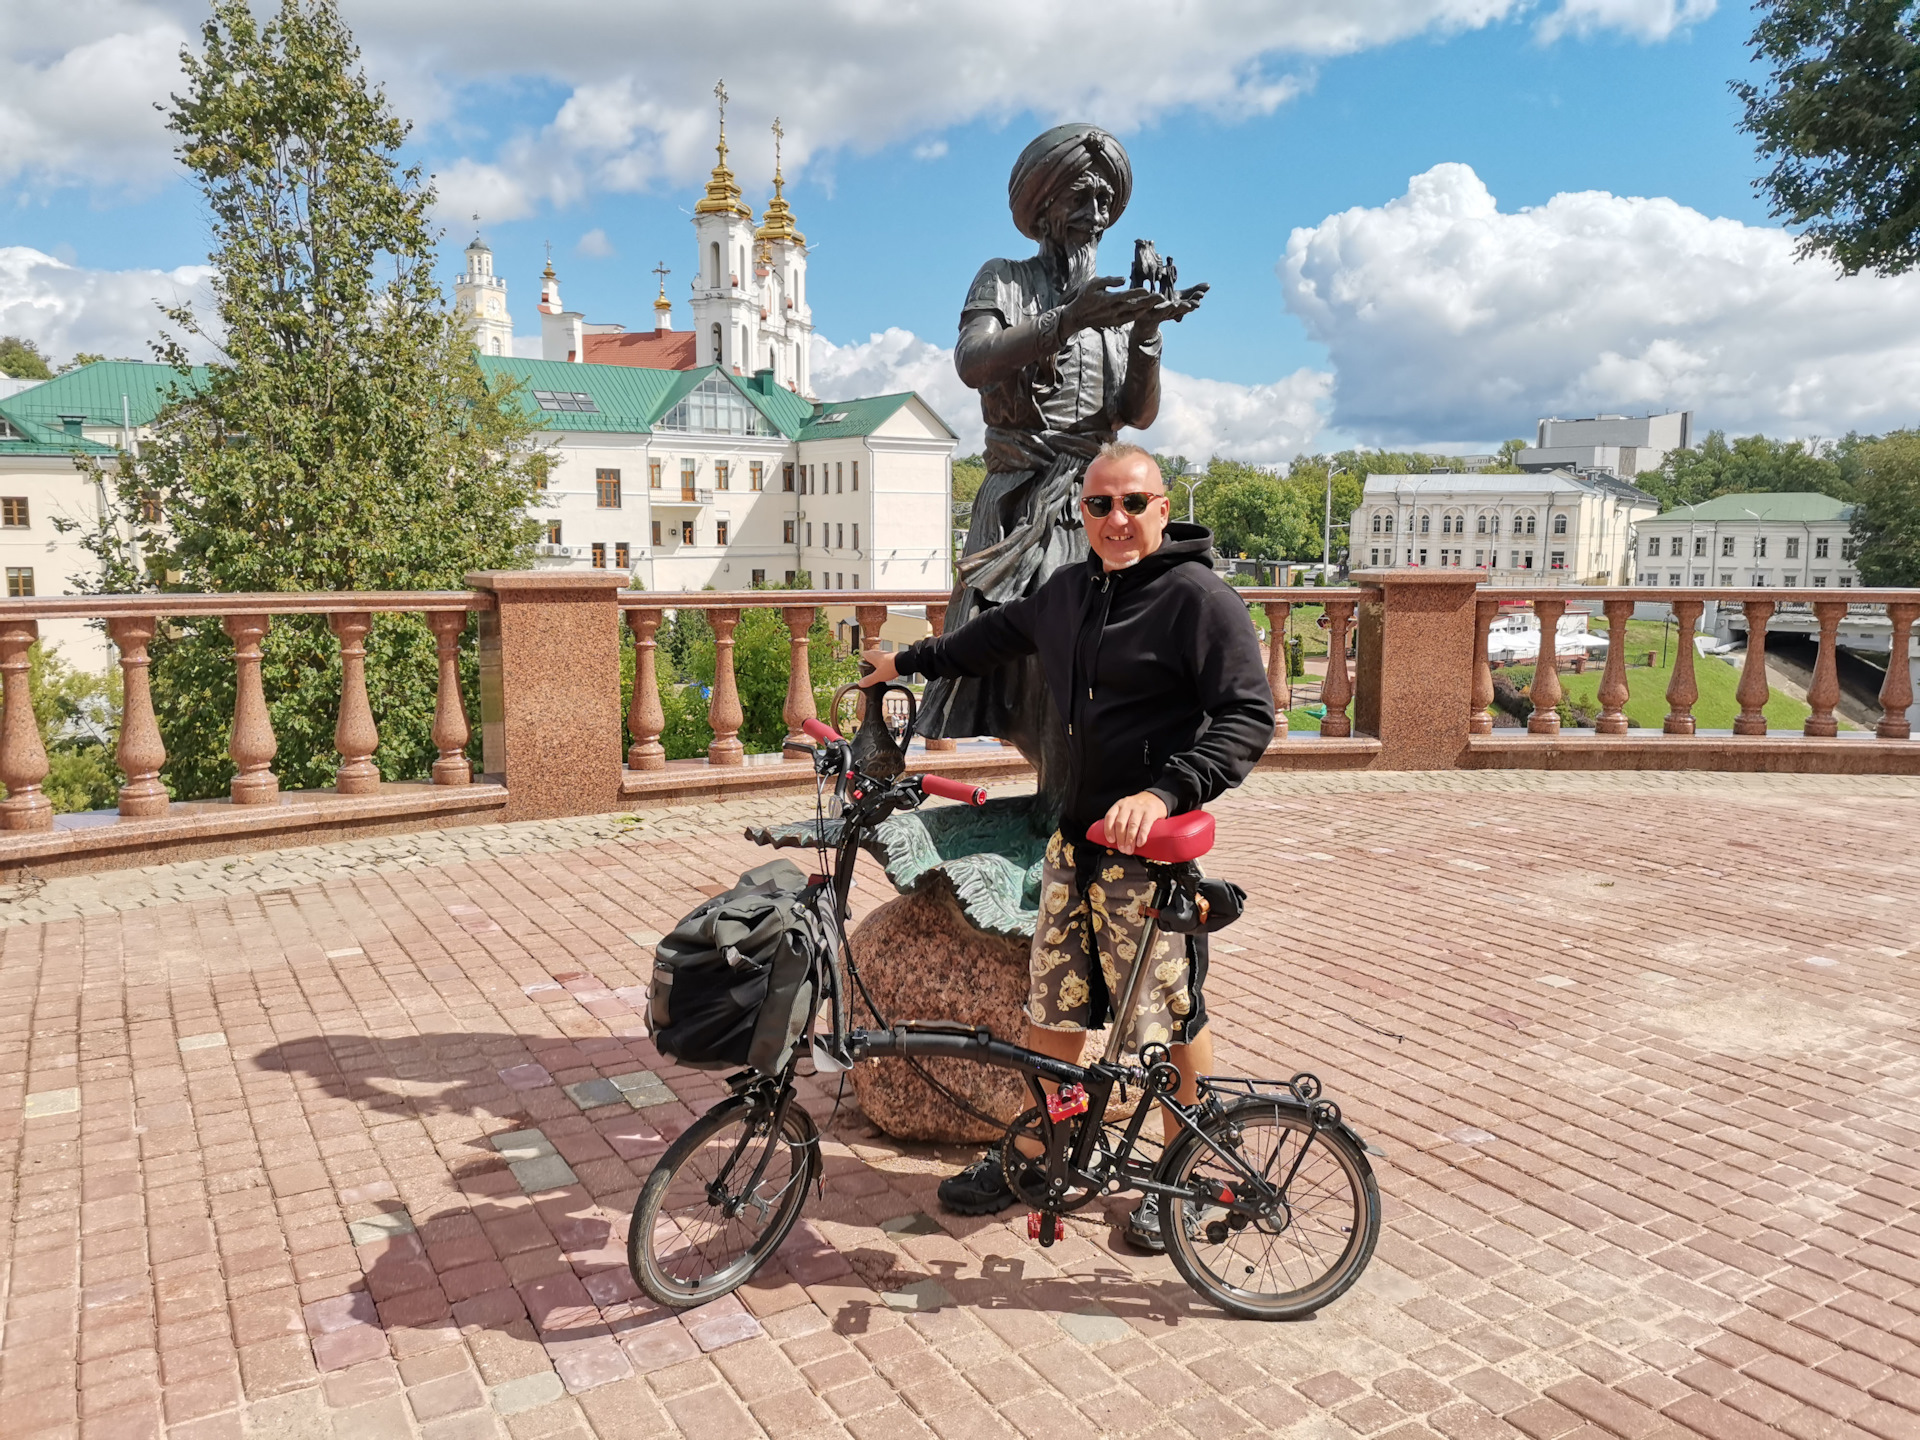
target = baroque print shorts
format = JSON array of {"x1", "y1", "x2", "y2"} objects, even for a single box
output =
[{"x1": 1027, "y1": 831, "x2": 1209, "y2": 1049}]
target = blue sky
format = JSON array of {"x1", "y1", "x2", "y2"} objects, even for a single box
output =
[{"x1": 9, "y1": 1, "x2": 1920, "y2": 460}]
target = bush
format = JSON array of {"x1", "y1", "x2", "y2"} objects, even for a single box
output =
[{"x1": 0, "y1": 642, "x2": 123, "y2": 813}]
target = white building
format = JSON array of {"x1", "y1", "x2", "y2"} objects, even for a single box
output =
[
  {"x1": 1632, "y1": 492, "x2": 1859, "y2": 589},
  {"x1": 453, "y1": 235, "x2": 514, "y2": 358},
  {"x1": 1517, "y1": 411, "x2": 1692, "y2": 477},
  {"x1": 1352, "y1": 469, "x2": 1657, "y2": 582}
]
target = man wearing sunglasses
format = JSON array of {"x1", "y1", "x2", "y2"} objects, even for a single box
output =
[{"x1": 859, "y1": 443, "x2": 1273, "y2": 1249}]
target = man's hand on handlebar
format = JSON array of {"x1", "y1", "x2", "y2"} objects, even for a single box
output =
[
  {"x1": 858, "y1": 647, "x2": 898, "y2": 687},
  {"x1": 1101, "y1": 791, "x2": 1169, "y2": 856}
]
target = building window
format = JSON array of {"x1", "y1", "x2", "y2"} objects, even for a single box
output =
[
  {"x1": 750, "y1": 462, "x2": 764, "y2": 491},
  {"x1": 852, "y1": 523, "x2": 860, "y2": 551},
  {"x1": 836, "y1": 523, "x2": 845, "y2": 549},
  {"x1": 1475, "y1": 515, "x2": 1488, "y2": 535},
  {"x1": 591, "y1": 542, "x2": 607, "y2": 569},
  {"x1": 837, "y1": 573, "x2": 845, "y2": 588},
  {"x1": 1647, "y1": 537, "x2": 1661, "y2": 557},
  {"x1": 546, "y1": 521, "x2": 562, "y2": 545},
  {"x1": 1371, "y1": 514, "x2": 1381, "y2": 534},
  {"x1": 716, "y1": 461, "x2": 730, "y2": 491},
  {"x1": 1721, "y1": 536, "x2": 1735, "y2": 557},
  {"x1": 836, "y1": 462, "x2": 844, "y2": 493},
  {"x1": 1669, "y1": 573, "x2": 1681, "y2": 586},
  {"x1": 1511, "y1": 515, "x2": 1523, "y2": 536},
  {"x1": 751, "y1": 568, "x2": 765, "y2": 586},
  {"x1": 716, "y1": 520, "x2": 730, "y2": 545},
  {"x1": 1693, "y1": 535, "x2": 1706, "y2": 557},
  {"x1": 1523, "y1": 552, "x2": 1534, "y2": 570},
  {"x1": 785, "y1": 570, "x2": 796, "y2": 585},
  {"x1": 681, "y1": 520, "x2": 695, "y2": 544},
  {"x1": 1551, "y1": 552, "x2": 1566, "y2": 570},
  {"x1": 651, "y1": 521, "x2": 662, "y2": 546},
  {"x1": 1814, "y1": 536, "x2": 1830, "y2": 558},
  {"x1": 681, "y1": 458, "x2": 697, "y2": 495},
  {"x1": 595, "y1": 469, "x2": 621, "y2": 508},
  {"x1": 1553, "y1": 515, "x2": 1567, "y2": 535},
  {"x1": 0, "y1": 498, "x2": 27, "y2": 529},
  {"x1": 1418, "y1": 548, "x2": 1428, "y2": 565},
  {"x1": 1719, "y1": 572, "x2": 1732, "y2": 585},
  {"x1": 783, "y1": 463, "x2": 795, "y2": 492},
  {"x1": 5, "y1": 567, "x2": 32, "y2": 598},
  {"x1": 1784, "y1": 573, "x2": 1799, "y2": 586},
  {"x1": 1754, "y1": 536, "x2": 1768, "y2": 558},
  {"x1": 852, "y1": 461, "x2": 860, "y2": 491},
  {"x1": 1420, "y1": 514, "x2": 1431, "y2": 534},
  {"x1": 649, "y1": 460, "x2": 662, "y2": 489},
  {"x1": 1812, "y1": 574, "x2": 1828, "y2": 586},
  {"x1": 616, "y1": 542, "x2": 630, "y2": 569},
  {"x1": 1692, "y1": 572, "x2": 1704, "y2": 585},
  {"x1": 1525, "y1": 514, "x2": 1537, "y2": 535},
  {"x1": 806, "y1": 522, "x2": 813, "y2": 546},
  {"x1": 783, "y1": 520, "x2": 795, "y2": 543},
  {"x1": 852, "y1": 572, "x2": 861, "y2": 588},
  {"x1": 1370, "y1": 548, "x2": 1379, "y2": 565},
  {"x1": 1475, "y1": 550, "x2": 1485, "y2": 567},
  {"x1": 1840, "y1": 575, "x2": 1854, "y2": 587},
  {"x1": 1383, "y1": 513, "x2": 1394, "y2": 534},
  {"x1": 1786, "y1": 537, "x2": 1800, "y2": 559}
]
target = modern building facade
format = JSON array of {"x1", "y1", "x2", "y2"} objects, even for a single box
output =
[
  {"x1": 1631, "y1": 492, "x2": 1859, "y2": 589},
  {"x1": 1516, "y1": 411, "x2": 1691, "y2": 477},
  {"x1": 1352, "y1": 469, "x2": 1658, "y2": 582}
]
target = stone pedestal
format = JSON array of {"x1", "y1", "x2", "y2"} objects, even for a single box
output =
[{"x1": 848, "y1": 881, "x2": 1038, "y2": 1143}]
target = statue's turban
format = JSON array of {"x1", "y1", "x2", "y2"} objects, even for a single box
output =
[{"x1": 1008, "y1": 124, "x2": 1132, "y2": 241}]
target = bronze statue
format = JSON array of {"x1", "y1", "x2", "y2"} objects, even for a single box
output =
[{"x1": 916, "y1": 124, "x2": 1206, "y2": 816}]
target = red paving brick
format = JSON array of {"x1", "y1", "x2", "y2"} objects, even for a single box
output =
[{"x1": 2, "y1": 771, "x2": 1918, "y2": 1437}]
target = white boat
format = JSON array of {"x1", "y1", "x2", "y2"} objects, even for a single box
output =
[{"x1": 1486, "y1": 610, "x2": 1608, "y2": 665}]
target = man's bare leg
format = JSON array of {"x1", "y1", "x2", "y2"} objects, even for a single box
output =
[{"x1": 1164, "y1": 1025, "x2": 1213, "y2": 1143}]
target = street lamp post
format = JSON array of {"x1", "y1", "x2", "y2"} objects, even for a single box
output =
[{"x1": 1172, "y1": 462, "x2": 1209, "y2": 523}]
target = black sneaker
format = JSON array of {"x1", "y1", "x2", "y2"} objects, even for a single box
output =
[
  {"x1": 1123, "y1": 1192, "x2": 1202, "y2": 1254},
  {"x1": 936, "y1": 1153, "x2": 1016, "y2": 1216}
]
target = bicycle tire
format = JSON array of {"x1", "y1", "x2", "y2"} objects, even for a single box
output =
[
  {"x1": 1161, "y1": 1098, "x2": 1379, "y2": 1320},
  {"x1": 629, "y1": 1092, "x2": 820, "y2": 1308}
]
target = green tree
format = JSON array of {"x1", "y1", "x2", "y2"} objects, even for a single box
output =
[
  {"x1": 70, "y1": 0, "x2": 545, "y2": 800},
  {"x1": 58, "y1": 352, "x2": 112, "y2": 372},
  {"x1": 1849, "y1": 431, "x2": 1920, "y2": 583},
  {"x1": 1636, "y1": 429, "x2": 1861, "y2": 510},
  {"x1": 0, "y1": 336, "x2": 52, "y2": 380},
  {"x1": 1193, "y1": 459, "x2": 1320, "y2": 559},
  {"x1": 1735, "y1": 0, "x2": 1920, "y2": 275}
]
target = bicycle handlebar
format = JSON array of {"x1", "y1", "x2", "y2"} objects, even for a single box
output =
[
  {"x1": 919, "y1": 774, "x2": 987, "y2": 806},
  {"x1": 802, "y1": 719, "x2": 844, "y2": 743}
]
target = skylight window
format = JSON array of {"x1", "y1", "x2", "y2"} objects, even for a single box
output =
[
  {"x1": 820, "y1": 412, "x2": 849, "y2": 424},
  {"x1": 532, "y1": 390, "x2": 598, "y2": 413},
  {"x1": 658, "y1": 373, "x2": 775, "y2": 436}
]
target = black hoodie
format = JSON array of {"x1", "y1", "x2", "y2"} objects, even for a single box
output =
[{"x1": 896, "y1": 523, "x2": 1275, "y2": 842}]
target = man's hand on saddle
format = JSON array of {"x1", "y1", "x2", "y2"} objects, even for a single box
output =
[
  {"x1": 858, "y1": 647, "x2": 898, "y2": 687},
  {"x1": 1102, "y1": 790, "x2": 1170, "y2": 856}
]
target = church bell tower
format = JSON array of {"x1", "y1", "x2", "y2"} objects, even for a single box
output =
[
  {"x1": 688, "y1": 81, "x2": 758, "y2": 374},
  {"x1": 754, "y1": 117, "x2": 812, "y2": 396},
  {"x1": 455, "y1": 230, "x2": 514, "y2": 357}
]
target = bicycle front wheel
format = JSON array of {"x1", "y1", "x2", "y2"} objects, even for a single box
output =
[
  {"x1": 629, "y1": 1091, "x2": 819, "y2": 1308},
  {"x1": 1162, "y1": 1099, "x2": 1379, "y2": 1320}
]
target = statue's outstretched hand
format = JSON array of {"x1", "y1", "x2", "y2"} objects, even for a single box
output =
[{"x1": 1062, "y1": 277, "x2": 1164, "y2": 334}]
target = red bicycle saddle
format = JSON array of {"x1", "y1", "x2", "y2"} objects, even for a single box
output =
[{"x1": 1084, "y1": 810, "x2": 1215, "y2": 863}]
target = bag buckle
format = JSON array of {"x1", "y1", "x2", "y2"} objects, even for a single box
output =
[{"x1": 1046, "y1": 1084, "x2": 1089, "y2": 1123}]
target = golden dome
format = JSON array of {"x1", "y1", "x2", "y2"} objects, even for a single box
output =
[
  {"x1": 694, "y1": 126, "x2": 752, "y2": 220},
  {"x1": 754, "y1": 118, "x2": 804, "y2": 246}
]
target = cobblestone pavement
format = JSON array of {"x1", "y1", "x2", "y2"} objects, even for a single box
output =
[{"x1": 3, "y1": 770, "x2": 1918, "y2": 1440}]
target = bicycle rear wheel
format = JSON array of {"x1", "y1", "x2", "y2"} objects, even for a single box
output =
[
  {"x1": 629, "y1": 1090, "x2": 819, "y2": 1308},
  {"x1": 1162, "y1": 1098, "x2": 1379, "y2": 1320}
]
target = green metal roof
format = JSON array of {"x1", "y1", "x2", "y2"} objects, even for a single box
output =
[
  {"x1": 0, "y1": 360, "x2": 203, "y2": 430},
  {"x1": 797, "y1": 393, "x2": 916, "y2": 441},
  {"x1": 1658, "y1": 492, "x2": 1854, "y2": 523}
]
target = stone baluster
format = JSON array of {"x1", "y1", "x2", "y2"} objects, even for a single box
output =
[
  {"x1": 1263, "y1": 602, "x2": 1291, "y2": 740},
  {"x1": 1470, "y1": 599, "x2": 1496, "y2": 735},
  {"x1": 328, "y1": 612, "x2": 380, "y2": 794},
  {"x1": 0, "y1": 619, "x2": 51, "y2": 831},
  {"x1": 1663, "y1": 599, "x2": 1704, "y2": 735},
  {"x1": 1878, "y1": 601, "x2": 1919, "y2": 740},
  {"x1": 1596, "y1": 599, "x2": 1633, "y2": 735},
  {"x1": 625, "y1": 607, "x2": 666, "y2": 771},
  {"x1": 108, "y1": 615, "x2": 168, "y2": 816},
  {"x1": 224, "y1": 614, "x2": 279, "y2": 803},
  {"x1": 923, "y1": 601, "x2": 957, "y2": 751},
  {"x1": 781, "y1": 605, "x2": 818, "y2": 758},
  {"x1": 855, "y1": 602, "x2": 889, "y2": 731},
  {"x1": 1805, "y1": 600, "x2": 1845, "y2": 737},
  {"x1": 707, "y1": 607, "x2": 745, "y2": 765},
  {"x1": 427, "y1": 610, "x2": 471, "y2": 784},
  {"x1": 1527, "y1": 597, "x2": 1566, "y2": 735},
  {"x1": 1734, "y1": 599, "x2": 1776, "y2": 737},
  {"x1": 1319, "y1": 596, "x2": 1355, "y2": 739}
]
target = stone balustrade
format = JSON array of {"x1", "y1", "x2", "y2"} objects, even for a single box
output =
[{"x1": 3, "y1": 570, "x2": 1915, "y2": 879}]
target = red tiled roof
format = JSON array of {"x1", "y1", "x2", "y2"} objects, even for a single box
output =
[{"x1": 582, "y1": 329, "x2": 698, "y2": 370}]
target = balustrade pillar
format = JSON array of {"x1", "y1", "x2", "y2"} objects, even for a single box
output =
[
  {"x1": 1470, "y1": 599, "x2": 1496, "y2": 735},
  {"x1": 1663, "y1": 599, "x2": 1704, "y2": 735},
  {"x1": 707, "y1": 607, "x2": 745, "y2": 766},
  {"x1": 224, "y1": 614, "x2": 279, "y2": 803},
  {"x1": 108, "y1": 616, "x2": 168, "y2": 817},
  {"x1": 0, "y1": 619, "x2": 51, "y2": 831},
  {"x1": 1596, "y1": 599, "x2": 1633, "y2": 735},
  {"x1": 625, "y1": 608, "x2": 666, "y2": 771},
  {"x1": 1734, "y1": 600, "x2": 1776, "y2": 737},
  {"x1": 923, "y1": 602, "x2": 957, "y2": 751},
  {"x1": 1805, "y1": 600, "x2": 1845, "y2": 738},
  {"x1": 1878, "y1": 602, "x2": 1919, "y2": 740},
  {"x1": 1319, "y1": 597, "x2": 1355, "y2": 739},
  {"x1": 1263, "y1": 602, "x2": 1291, "y2": 741},
  {"x1": 781, "y1": 605, "x2": 819, "y2": 758},
  {"x1": 1527, "y1": 598, "x2": 1566, "y2": 735},
  {"x1": 854, "y1": 602, "x2": 889, "y2": 733},
  {"x1": 427, "y1": 610, "x2": 471, "y2": 785},
  {"x1": 329, "y1": 612, "x2": 380, "y2": 794}
]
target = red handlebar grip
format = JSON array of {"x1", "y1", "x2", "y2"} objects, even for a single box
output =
[
  {"x1": 802, "y1": 719, "x2": 844, "y2": 743},
  {"x1": 920, "y1": 774, "x2": 987, "y2": 806}
]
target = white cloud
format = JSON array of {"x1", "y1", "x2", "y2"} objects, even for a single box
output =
[
  {"x1": 575, "y1": 227, "x2": 615, "y2": 258},
  {"x1": 3, "y1": 0, "x2": 1712, "y2": 197},
  {"x1": 811, "y1": 327, "x2": 1329, "y2": 464},
  {"x1": 1283, "y1": 162, "x2": 1920, "y2": 443},
  {"x1": 0, "y1": 246, "x2": 216, "y2": 364}
]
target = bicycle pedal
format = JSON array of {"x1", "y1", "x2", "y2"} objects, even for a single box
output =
[
  {"x1": 1026, "y1": 1212, "x2": 1066, "y2": 1245},
  {"x1": 1045, "y1": 1084, "x2": 1089, "y2": 1123}
]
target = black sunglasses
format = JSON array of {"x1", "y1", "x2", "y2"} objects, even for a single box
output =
[{"x1": 1080, "y1": 491, "x2": 1162, "y2": 518}]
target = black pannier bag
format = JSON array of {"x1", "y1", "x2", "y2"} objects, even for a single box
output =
[{"x1": 649, "y1": 859, "x2": 841, "y2": 1073}]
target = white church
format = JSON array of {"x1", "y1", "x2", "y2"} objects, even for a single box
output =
[{"x1": 450, "y1": 101, "x2": 955, "y2": 599}]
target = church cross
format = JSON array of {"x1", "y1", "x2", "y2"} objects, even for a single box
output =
[
  {"x1": 772, "y1": 116, "x2": 784, "y2": 172},
  {"x1": 714, "y1": 80, "x2": 728, "y2": 130},
  {"x1": 652, "y1": 260, "x2": 671, "y2": 293}
]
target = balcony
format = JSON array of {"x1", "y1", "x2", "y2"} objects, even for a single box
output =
[{"x1": 652, "y1": 487, "x2": 715, "y2": 507}]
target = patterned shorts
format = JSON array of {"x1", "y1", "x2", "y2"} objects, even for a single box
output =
[{"x1": 1027, "y1": 831, "x2": 1209, "y2": 1049}]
